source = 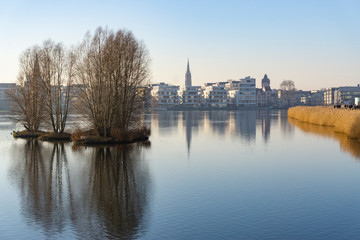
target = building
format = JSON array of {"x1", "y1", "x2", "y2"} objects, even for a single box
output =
[
  {"x1": 256, "y1": 74, "x2": 272, "y2": 107},
  {"x1": 0, "y1": 83, "x2": 16, "y2": 111},
  {"x1": 334, "y1": 86, "x2": 360, "y2": 105},
  {"x1": 185, "y1": 59, "x2": 192, "y2": 87},
  {"x1": 225, "y1": 80, "x2": 240, "y2": 90},
  {"x1": 324, "y1": 88, "x2": 337, "y2": 105},
  {"x1": 228, "y1": 76, "x2": 256, "y2": 107},
  {"x1": 202, "y1": 82, "x2": 228, "y2": 107},
  {"x1": 308, "y1": 90, "x2": 325, "y2": 106},
  {"x1": 151, "y1": 82, "x2": 179, "y2": 108},
  {"x1": 178, "y1": 86, "x2": 201, "y2": 107},
  {"x1": 178, "y1": 60, "x2": 201, "y2": 107}
]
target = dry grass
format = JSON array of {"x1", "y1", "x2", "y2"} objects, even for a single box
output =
[
  {"x1": 12, "y1": 130, "x2": 44, "y2": 138},
  {"x1": 288, "y1": 106, "x2": 360, "y2": 138},
  {"x1": 71, "y1": 126, "x2": 151, "y2": 145},
  {"x1": 111, "y1": 126, "x2": 151, "y2": 142},
  {"x1": 38, "y1": 132, "x2": 72, "y2": 141}
]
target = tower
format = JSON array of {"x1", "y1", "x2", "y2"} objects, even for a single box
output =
[
  {"x1": 261, "y1": 74, "x2": 270, "y2": 88},
  {"x1": 185, "y1": 59, "x2": 192, "y2": 87}
]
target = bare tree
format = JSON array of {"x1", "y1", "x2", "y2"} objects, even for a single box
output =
[
  {"x1": 280, "y1": 80, "x2": 296, "y2": 106},
  {"x1": 75, "y1": 27, "x2": 150, "y2": 137},
  {"x1": 8, "y1": 48, "x2": 46, "y2": 131},
  {"x1": 8, "y1": 41, "x2": 75, "y2": 133},
  {"x1": 39, "y1": 40, "x2": 75, "y2": 133}
]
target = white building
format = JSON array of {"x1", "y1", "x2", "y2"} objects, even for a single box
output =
[
  {"x1": 151, "y1": 82, "x2": 179, "y2": 108},
  {"x1": 324, "y1": 88, "x2": 337, "y2": 105},
  {"x1": 225, "y1": 80, "x2": 240, "y2": 90},
  {"x1": 202, "y1": 83, "x2": 227, "y2": 107},
  {"x1": 178, "y1": 86, "x2": 201, "y2": 107},
  {"x1": 227, "y1": 76, "x2": 256, "y2": 107}
]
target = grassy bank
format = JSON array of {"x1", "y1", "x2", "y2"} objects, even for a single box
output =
[{"x1": 288, "y1": 106, "x2": 360, "y2": 138}]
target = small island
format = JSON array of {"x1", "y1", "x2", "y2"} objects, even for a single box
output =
[
  {"x1": 8, "y1": 26, "x2": 151, "y2": 145},
  {"x1": 288, "y1": 106, "x2": 360, "y2": 139}
]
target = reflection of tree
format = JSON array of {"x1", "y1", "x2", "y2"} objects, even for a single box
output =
[
  {"x1": 9, "y1": 141, "x2": 150, "y2": 239},
  {"x1": 289, "y1": 118, "x2": 360, "y2": 159},
  {"x1": 81, "y1": 144, "x2": 150, "y2": 239},
  {"x1": 10, "y1": 141, "x2": 73, "y2": 238}
]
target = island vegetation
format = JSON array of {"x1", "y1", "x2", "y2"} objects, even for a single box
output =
[
  {"x1": 8, "y1": 26, "x2": 151, "y2": 144},
  {"x1": 288, "y1": 106, "x2": 360, "y2": 139}
]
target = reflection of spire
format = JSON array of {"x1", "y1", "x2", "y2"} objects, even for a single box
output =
[
  {"x1": 185, "y1": 59, "x2": 192, "y2": 87},
  {"x1": 186, "y1": 115, "x2": 192, "y2": 157},
  {"x1": 183, "y1": 111, "x2": 200, "y2": 158}
]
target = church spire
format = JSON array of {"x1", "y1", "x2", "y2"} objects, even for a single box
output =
[
  {"x1": 32, "y1": 54, "x2": 41, "y2": 80},
  {"x1": 185, "y1": 59, "x2": 192, "y2": 87}
]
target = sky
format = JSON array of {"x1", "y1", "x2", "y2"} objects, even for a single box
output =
[{"x1": 0, "y1": 0, "x2": 359, "y2": 90}]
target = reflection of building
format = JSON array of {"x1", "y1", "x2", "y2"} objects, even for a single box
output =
[
  {"x1": 235, "y1": 110, "x2": 256, "y2": 141},
  {"x1": 257, "y1": 110, "x2": 271, "y2": 142},
  {"x1": 155, "y1": 111, "x2": 180, "y2": 130},
  {"x1": 205, "y1": 110, "x2": 229, "y2": 135}
]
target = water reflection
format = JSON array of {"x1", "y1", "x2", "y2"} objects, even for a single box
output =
[
  {"x1": 182, "y1": 111, "x2": 201, "y2": 156},
  {"x1": 257, "y1": 110, "x2": 271, "y2": 142},
  {"x1": 9, "y1": 140, "x2": 150, "y2": 239},
  {"x1": 289, "y1": 118, "x2": 360, "y2": 159},
  {"x1": 9, "y1": 141, "x2": 72, "y2": 238},
  {"x1": 232, "y1": 110, "x2": 256, "y2": 141},
  {"x1": 155, "y1": 110, "x2": 282, "y2": 153}
]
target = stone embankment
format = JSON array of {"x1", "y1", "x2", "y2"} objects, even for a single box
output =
[{"x1": 288, "y1": 106, "x2": 360, "y2": 139}]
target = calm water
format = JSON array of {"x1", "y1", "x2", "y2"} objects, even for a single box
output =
[{"x1": 1, "y1": 110, "x2": 360, "y2": 239}]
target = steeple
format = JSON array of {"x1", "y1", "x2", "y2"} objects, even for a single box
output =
[
  {"x1": 261, "y1": 74, "x2": 270, "y2": 88},
  {"x1": 32, "y1": 54, "x2": 41, "y2": 81},
  {"x1": 185, "y1": 59, "x2": 192, "y2": 87}
]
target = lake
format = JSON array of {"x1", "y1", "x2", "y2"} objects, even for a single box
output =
[{"x1": 1, "y1": 110, "x2": 360, "y2": 239}]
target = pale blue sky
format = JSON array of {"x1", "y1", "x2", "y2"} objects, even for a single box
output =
[{"x1": 0, "y1": 0, "x2": 359, "y2": 90}]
